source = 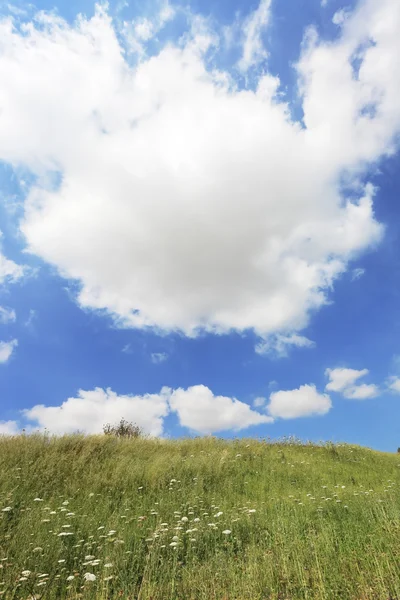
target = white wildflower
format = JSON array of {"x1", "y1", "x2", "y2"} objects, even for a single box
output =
[{"x1": 84, "y1": 573, "x2": 96, "y2": 581}]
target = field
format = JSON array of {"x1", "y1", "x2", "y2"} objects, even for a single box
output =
[{"x1": 0, "y1": 434, "x2": 399, "y2": 600}]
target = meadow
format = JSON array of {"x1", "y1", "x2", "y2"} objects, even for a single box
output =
[{"x1": 0, "y1": 433, "x2": 399, "y2": 600}]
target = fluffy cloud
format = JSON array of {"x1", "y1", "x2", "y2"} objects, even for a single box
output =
[
  {"x1": 20, "y1": 384, "x2": 272, "y2": 436},
  {"x1": 0, "y1": 0, "x2": 398, "y2": 351},
  {"x1": 0, "y1": 339, "x2": 18, "y2": 363},
  {"x1": 0, "y1": 420, "x2": 19, "y2": 435},
  {"x1": 267, "y1": 384, "x2": 332, "y2": 419},
  {"x1": 23, "y1": 387, "x2": 171, "y2": 437},
  {"x1": 169, "y1": 385, "x2": 273, "y2": 434},
  {"x1": 325, "y1": 367, "x2": 379, "y2": 399},
  {"x1": 325, "y1": 367, "x2": 368, "y2": 392}
]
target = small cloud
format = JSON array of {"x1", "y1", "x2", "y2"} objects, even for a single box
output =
[
  {"x1": 24, "y1": 309, "x2": 37, "y2": 329},
  {"x1": 122, "y1": 344, "x2": 133, "y2": 354},
  {"x1": 0, "y1": 339, "x2": 18, "y2": 363},
  {"x1": 267, "y1": 384, "x2": 331, "y2": 419},
  {"x1": 325, "y1": 367, "x2": 368, "y2": 392},
  {"x1": 252, "y1": 396, "x2": 266, "y2": 407},
  {"x1": 325, "y1": 367, "x2": 379, "y2": 400},
  {"x1": 0, "y1": 306, "x2": 16, "y2": 324},
  {"x1": 342, "y1": 383, "x2": 380, "y2": 400},
  {"x1": 256, "y1": 333, "x2": 315, "y2": 358},
  {"x1": 351, "y1": 267, "x2": 365, "y2": 281},
  {"x1": 386, "y1": 376, "x2": 400, "y2": 394},
  {"x1": 151, "y1": 352, "x2": 168, "y2": 364},
  {"x1": 332, "y1": 8, "x2": 350, "y2": 26}
]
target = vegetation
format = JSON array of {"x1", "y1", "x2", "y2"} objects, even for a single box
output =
[{"x1": 0, "y1": 433, "x2": 399, "y2": 599}]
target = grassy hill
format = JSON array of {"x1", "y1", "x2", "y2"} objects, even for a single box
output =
[{"x1": 0, "y1": 434, "x2": 399, "y2": 600}]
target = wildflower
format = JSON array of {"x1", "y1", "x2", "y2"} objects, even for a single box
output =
[
  {"x1": 62, "y1": 501, "x2": 69, "y2": 506},
  {"x1": 248, "y1": 509, "x2": 256, "y2": 513},
  {"x1": 84, "y1": 573, "x2": 96, "y2": 582},
  {"x1": 181, "y1": 516, "x2": 188, "y2": 522},
  {"x1": 58, "y1": 559, "x2": 66, "y2": 563},
  {"x1": 172, "y1": 536, "x2": 179, "y2": 541},
  {"x1": 108, "y1": 531, "x2": 116, "y2": 536},
  {"x1": 104, "y1": 575, "x2": 113, "y2": 581},
  {"x1": 1, "y1": 507, "x2": 11, "y2": 512},
  {"x1": 19, "y1": 577, "x2": 28, "y2": 582},
  {"x1": 34, "y1": 498, "x2": 43, "y2": 502},
  {"x1": 21, "y1": 571, "x2": 31, "y2": 577},
  {"x1": 89, "y1": 493, "x2": 95, "y2": 497},
  {"x1": 104, "y1": 563, "x2": 113, "y2": 568},
  {"x1": 222, "y1": 530, "x2": 231, "y2": 535},
  {"x1": 85, "y1": 555, "x2": 95, "y2": 561},
  {"x1": 33, "y1": 548, "x2": 43, "y2": 553},
  {"x1": 214, "y1": 511, "x2": 223, "y2": 517},
  {"x1": 169, "y1": 542, "x2": 178, "y2": 547},
  {"x1": 66, "y1": 576, "x2": 75, "y2": 581}
]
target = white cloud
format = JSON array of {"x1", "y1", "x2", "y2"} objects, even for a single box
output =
[
  {"x1": 267, "y1": 384, "x2": 332, "y2": 419},
  {"x1": 325, "y1": 367, "x2": 380, "y2": 399},
  {"x1": 0, "y1": 306, "x2": 16, "y2": 324},
  {"x1": 23, "y1": 387, "x2": 171, "y2": 437},
  {"x1": 256, "y1": 333, "x2": 315, "y2": 357},
  {"x1": 325, "y1": 367, "x2": 369, "y2": 392},
  {"x1": 0, "y1": 420, "x2": 19, "y2": 435},
  {"x1": 20, "y1": 384, "x2": 272, "y2": 436},
  {"x1": 332, "y1": 9, "x2": 350, "y2": 26},
  {"x1": 121, "y1": 1, "x2": 175, "y2": 55},
  {"x1": 253, "y1": 396, "x2": 266, "y2": 407},
  {"x1": 0, "y1": 0, "x2": 398, "y2": 351},
  {"x1": 169, "y1": 385, "x2": 273, "y2": 434},
  {"x1": 386, "y1": 376, "x2": 400, "y2": 393},
  {"x1": 0, "y1": 339, "x2": 17, "y2": 363},
  {"x1": 351, "y1": 267, "x2": 365, "y2": 280},
  {"x1": 238, "y1": 0, "x2": 271, "y2": 72},
  {"x1": 151, "y1": 352, "x2": 168, "y2": 364},
  {"x1": 342, "y1": 383, "x2": 380, "y2": 399},
  {"x1": 0, "y1": 249, "x2": 24, "y2": 284}
]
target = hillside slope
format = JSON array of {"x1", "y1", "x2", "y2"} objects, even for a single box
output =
[{"x1": 0, "y1": 434, "x2": 399, "y2": 600}]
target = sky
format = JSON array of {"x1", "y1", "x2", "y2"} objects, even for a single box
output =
[{"x1": 0, "y1": 0, "x2": 399, "y2": 451}]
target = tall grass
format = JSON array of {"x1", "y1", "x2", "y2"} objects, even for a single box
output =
[{"x1": 0, "y1": 434, "x2": 399, "y2": 599}]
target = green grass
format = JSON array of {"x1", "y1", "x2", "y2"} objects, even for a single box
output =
[{"x1": 0, "y1": 434, "x2": 400, "y2": 600}]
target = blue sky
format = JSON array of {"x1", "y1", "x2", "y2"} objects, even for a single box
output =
[{"x1": 0, "y1": 0, "x2": 399, "y2": 451}]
